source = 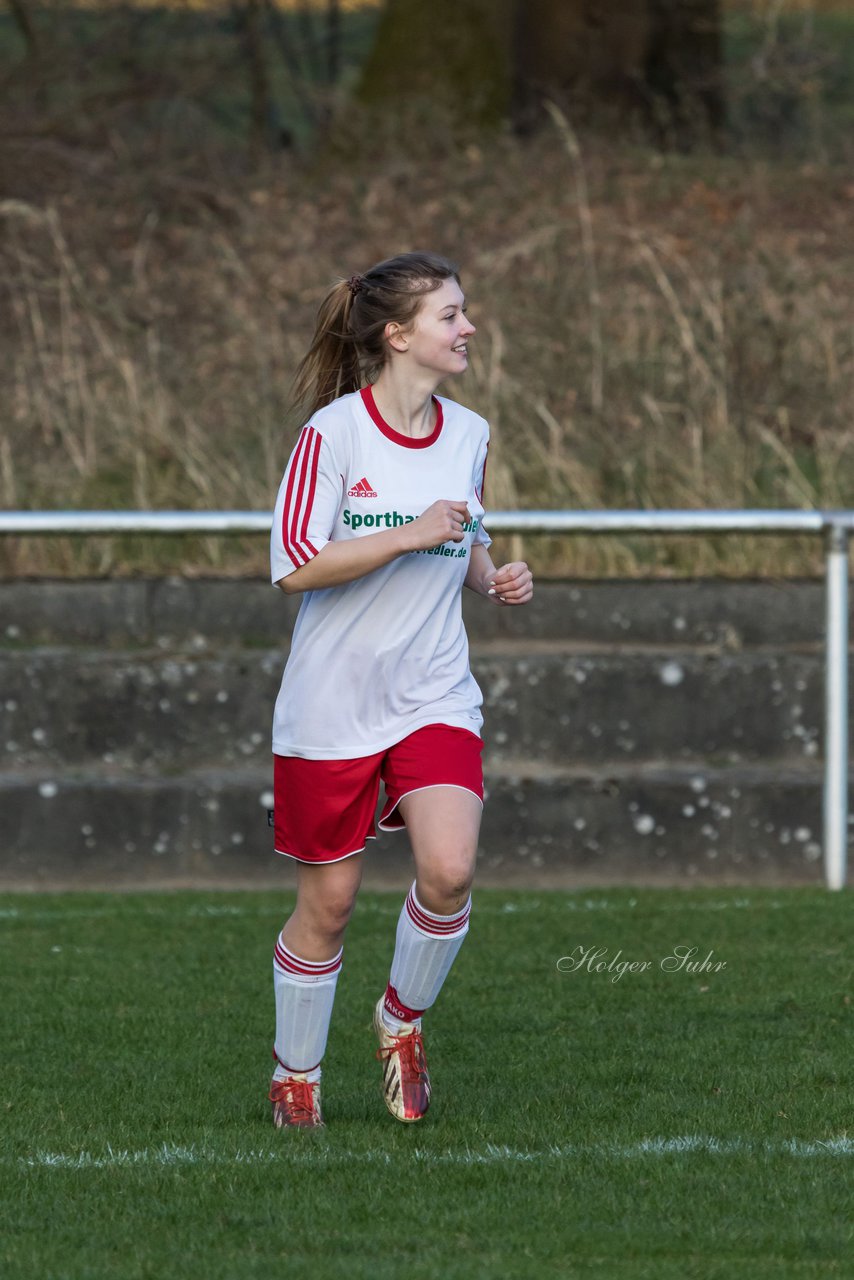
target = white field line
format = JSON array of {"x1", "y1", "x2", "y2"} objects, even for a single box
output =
[{"x1": 14, "y1": 1136, "x2": 854, "y2": 1171}]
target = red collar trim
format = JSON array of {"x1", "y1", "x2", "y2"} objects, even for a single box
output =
[{"x1": 360, "y1": 386, "x2": 443, "y2": 449}]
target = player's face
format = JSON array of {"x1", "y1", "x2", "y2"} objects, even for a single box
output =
[{"x1": 402, "y1": 278, "x2": 476, "y2": 379}]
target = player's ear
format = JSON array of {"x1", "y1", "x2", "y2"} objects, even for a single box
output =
[{"x1": 385, "y1": 321, "x2": 408, "y2": 354}]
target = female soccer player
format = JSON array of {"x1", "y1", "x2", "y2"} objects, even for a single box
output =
[{"x1": 268, "y1": 251, "x2": 533, "y2": 1128}]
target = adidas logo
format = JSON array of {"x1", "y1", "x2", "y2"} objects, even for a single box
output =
[{"x1": 348, "y1": 476, "x2": 377, "y2": 498}]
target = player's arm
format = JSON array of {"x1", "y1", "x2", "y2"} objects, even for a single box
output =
[
  {"x1": 464, "y1": 543, "x2": 534, "y2": 606},
  {"x1": 277, "y1": 500, "x2": 472, "y2": 594}
]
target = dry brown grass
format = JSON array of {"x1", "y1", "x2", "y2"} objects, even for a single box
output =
[{"x1": 1, "y1": 81, "x2": 852, "y2": 578}]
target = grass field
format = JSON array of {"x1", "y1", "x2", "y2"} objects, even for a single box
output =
[{"x1": 2, "y1": 887, "x2": 852, "y2": 1278}]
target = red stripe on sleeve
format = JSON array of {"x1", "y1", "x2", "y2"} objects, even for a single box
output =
[
  {"x1": 280, "y1": 429, "x2": 310, "y2": 569},
  {"x1": 298, "y1": 429, "x2": 321, "y2": 556},
  {"x1": 289, "y1": 429, "x2": 315, "y2": 564},
  {"x1": 280, "y1": 427, "x2": 323, "y2": 568}
]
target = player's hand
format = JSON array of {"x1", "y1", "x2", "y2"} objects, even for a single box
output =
[
  {"x1": 487, "y1": 561, "x2": 533, "y2": 605},
  {"x1": 406, "y1": 500, "x2": 472, "y2": 551}
]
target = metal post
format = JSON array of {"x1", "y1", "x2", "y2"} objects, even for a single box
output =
[{"x1": 824, "y1": 523, "x2": 850, "y2": 890}]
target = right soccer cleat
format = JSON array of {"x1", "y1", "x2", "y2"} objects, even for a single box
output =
[
  {"x1": 268, "y1": 1071, "x2": 323, "y2": 1129},
  {"x1": 373, "y1": 997, "x2": 431, "y2": 1122}
]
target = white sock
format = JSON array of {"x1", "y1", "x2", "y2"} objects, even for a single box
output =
[
  {"x1": 271, "y1": 1062, "x2": 321, "y2": 1085},
  {"x1": 383, "y1": 883, "x2": 471, "y2": 1032},
  {"x1": 273, "y1": 933, "x2": 342, "y2": 1073}
]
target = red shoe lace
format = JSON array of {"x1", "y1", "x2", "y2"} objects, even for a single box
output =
[
  {"x1": 376, "y1": 1029, "x2": 427, "y2": 1084},
  {"x1": 268, "y1": 1077, "x2": 318, "y2": 1125}
]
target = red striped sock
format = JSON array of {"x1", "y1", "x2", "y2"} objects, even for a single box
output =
[
  {"x1": 273, "y1": 934, "x2": 342, "y2": 1072},
  {"x1": 384, "y1": 884, "x2": 470, "y2": 1030}
]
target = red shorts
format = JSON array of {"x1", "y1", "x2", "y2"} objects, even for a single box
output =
[{"x1": 273, "y1": 724, "x2": 484, "y2": 864}]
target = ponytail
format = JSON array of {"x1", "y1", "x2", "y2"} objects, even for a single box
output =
[
  {"x1": 292, "y1": 251, "x2": 461, "y2": 419},
  {"x1": 292, "y1": 280, "x2": 362, "y2": 418}
]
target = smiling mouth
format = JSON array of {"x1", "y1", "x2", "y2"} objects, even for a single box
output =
[{"x1": 452, "y1": 344, "x2": 468, "y2": 354}]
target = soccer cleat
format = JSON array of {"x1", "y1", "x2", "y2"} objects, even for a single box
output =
[
  {"x1": 268, "y1": 1071, "x2": 323, "y2": 1129},
  {"x1": 373, "y1": 996, "x2": 431, "y2": 1122}
]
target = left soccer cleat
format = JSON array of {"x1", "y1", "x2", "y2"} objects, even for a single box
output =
[
  {"x1": 268, "y1": 1070, "x2": 323, "y2": 1129},
  {"x1": 373, "y1": 996, "x2": 431, "y2": 1122}
]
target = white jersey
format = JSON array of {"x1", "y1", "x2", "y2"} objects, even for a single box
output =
[{"x1": 270, "y1": 386, "x2": 491, "y2": 759}]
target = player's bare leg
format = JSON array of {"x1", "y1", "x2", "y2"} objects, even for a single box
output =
[
  {"x1": 282, "y1": 852, "x2": 364, "y2": 960},
  {"x1": 404, "y1": 785, "x2": 481, "y2": 916},
  {"x1": 374, "y1": 787, "x2": 481, "y2": 1121},
  {"x1": 270, "y1": 854, "x2": 363, "y2": 1128}
]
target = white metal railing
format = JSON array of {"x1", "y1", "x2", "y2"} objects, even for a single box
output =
[{"x1": 1, "y1": 507, "x2": 849, "y2": 890}]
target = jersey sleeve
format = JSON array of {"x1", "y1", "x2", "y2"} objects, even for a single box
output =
[
  {"x1": 270, "y1": 425, "x2": 342, "y2": 584},
  {"x1": 473, "y1": 433, "x2": 492, "y2": 548}
]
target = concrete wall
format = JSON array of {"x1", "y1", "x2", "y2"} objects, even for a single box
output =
[{"x1": 1, "y1": 578, "x2": 849, "y2": 888}]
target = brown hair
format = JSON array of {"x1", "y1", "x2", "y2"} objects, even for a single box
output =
[{"x1": 293, "y1": 251, "x2": 461, "y2": 417}]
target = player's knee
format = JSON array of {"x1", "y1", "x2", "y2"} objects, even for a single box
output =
[
  {"x1": 418, "y1": 862, "x2": 474, "y2": 913},
  {"x1": 445, "y1": 877, "x2": 474, "y2": 911},
  {"x1": 309, "y1": 892, "x2": 357, "y2": 943}
]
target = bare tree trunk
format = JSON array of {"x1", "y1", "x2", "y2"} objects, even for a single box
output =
[
  {"x1": 645, "y1": 0, "x2": 724, "y2": 143},
  {"x1": 326, "y1": 0, "x2": 340, "y2": 87},
  {"x1": 513, "y1": 0, "x2": 652, "y2": 131},
  {"x1": 295, "y1": 1, "x2": 319, "y2": 73},
  {"x1": 359, "y1": 0, "x2": 723, "y2": 146},
  {"x1": 514, "y1": 0, "x2": 723, "y2": 142},
  {"x1": 262, "y1": 0, "x2": 316, "y2": 138},
  {"x1": 357, "y1": 0, "x2": 514, "y2": 126},
  {"x1": 237, "y1": 0, "x2": 274, "y2": 154},
  {"x1": 6, "y1": 0, "x2": 39, "y2": 57}
]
